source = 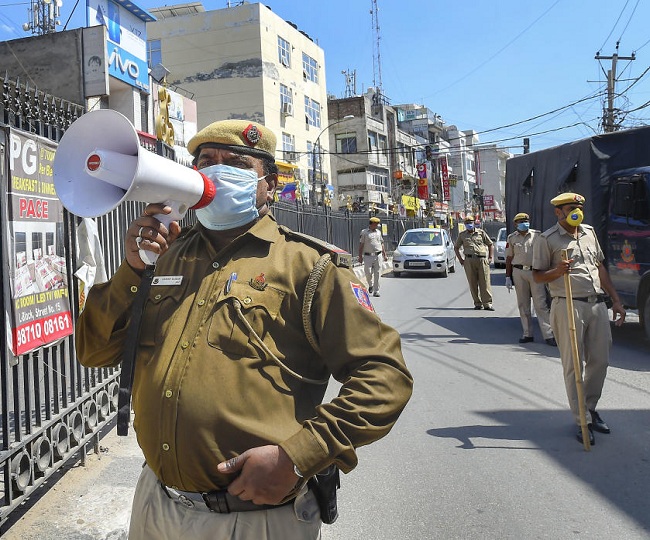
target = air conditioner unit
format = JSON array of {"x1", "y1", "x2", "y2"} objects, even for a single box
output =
[
  {"x1": 284, "y1": 151, "x2": 298, "y2": 162},
  {"x1": 281, "y1": 102, "x2": 293, "y2": 116}
]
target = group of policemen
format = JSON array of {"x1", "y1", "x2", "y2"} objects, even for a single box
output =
[{"x1": 448, "y1": 193, "x2": 624, "y2": 445}]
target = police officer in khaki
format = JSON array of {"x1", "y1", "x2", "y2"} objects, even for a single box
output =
[
  {"x1": 75, "y1": 119, "x2": 413, "y2": 539},
  {"x1": 454, "y1": 214, "x2": 494, "y2": 310},
  {"x1": 532, "y1": 192, "x2": 625, "y2": 445},
  {"x1": 505, "y1": 212, "x2": 556, "y2": 346},
  {"x1": 358, "y1": 216, "x2": 387, "y2": 297}
]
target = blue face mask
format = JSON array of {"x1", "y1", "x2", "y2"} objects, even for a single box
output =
[
  {"x1": 465, "y1": 223, "x2": 474, "y2": 231},
  {"x1": 517, "y1": 222, "x2": 530, "y2": 232},
  {"x1": 195, "y1": 164, "x2": 264, "y2": 230}
]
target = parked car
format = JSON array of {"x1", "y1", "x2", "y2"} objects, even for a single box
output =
[
  {"x1": 392, "y1": 228, "x2": 456, "y2": 277},
  {"x1": 494, "y1": 227, "x2": 507, "y2": 268}
]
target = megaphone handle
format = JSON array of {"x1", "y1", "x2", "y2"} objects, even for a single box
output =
[{"x1": 138, "y1": 201, "x2": 186, "y2": 266}]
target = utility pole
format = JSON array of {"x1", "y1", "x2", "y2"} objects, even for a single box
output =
[{"x1": 595, "y1": 43, "x2": 635, "y2": 133}]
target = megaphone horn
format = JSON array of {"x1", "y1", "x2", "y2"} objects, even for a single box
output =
[{"x1": 53, "y1": 109, "x2": 215, "y2": 264}]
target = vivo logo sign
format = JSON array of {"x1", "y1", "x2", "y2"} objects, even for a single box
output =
[
  {"x1": 108, "y1": 48, "x2": 139, "y2": 79},
  {"x1": 107, "y1": 45, "x2": 149, "y2": 92}
]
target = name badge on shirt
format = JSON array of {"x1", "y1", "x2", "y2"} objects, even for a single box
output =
[{"x1": 151, "y1": 276, "x2": 183, "y2": 286}]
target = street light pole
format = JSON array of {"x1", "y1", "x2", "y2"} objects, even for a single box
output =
[{"x1": 311, "y1": 115, "x2": 354, "y2": 206}]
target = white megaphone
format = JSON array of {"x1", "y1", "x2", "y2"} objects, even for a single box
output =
[{"x1": 53, "y1": 109, "x2": 215, "y2": 265}]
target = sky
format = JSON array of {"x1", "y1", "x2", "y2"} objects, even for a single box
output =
[{"x1": 2, "y1": 0, "x2": 650, "y2": 154}]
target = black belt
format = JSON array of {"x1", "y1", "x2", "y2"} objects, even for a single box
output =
[
  {"x1": 513, "y1": 264, "x2": 532, "y2": 270},
  {"x1": 364, "y1": 252, "x2": 381, "y2": 255},
  {"x1": 161, "y1": 482, "x2": 294, "y2": 513},
  {"x1": 465, "y1": 254, "x2": 486, "y2": 258}
]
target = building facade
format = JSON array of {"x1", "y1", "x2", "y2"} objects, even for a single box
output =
[{"x1": 146, "y1": 2, "x2": 330, "y2": 204}]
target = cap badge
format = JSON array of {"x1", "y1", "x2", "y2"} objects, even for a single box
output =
[
  {"x1": 249, "y1": 272, "x2": 267, "y2": 291},
  {"x1": 242, "y1": 124, "x2": 262, "y2": 147}
]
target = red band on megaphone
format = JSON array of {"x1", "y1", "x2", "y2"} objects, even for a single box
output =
[{"x1": 191, "y1": 170, "x2": 216, "y2": 209}]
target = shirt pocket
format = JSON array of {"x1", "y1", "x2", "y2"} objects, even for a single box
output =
[
  {"x1": 207, "y1": 281, "x2": 286, "y2": 358},
  {"x1": 139, "y1": 286, "x2": 187, "y2": 361}
]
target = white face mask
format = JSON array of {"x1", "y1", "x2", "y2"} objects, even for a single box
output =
[{"x1": 195, "y1": 164, "x2": 265, "y2": 230}]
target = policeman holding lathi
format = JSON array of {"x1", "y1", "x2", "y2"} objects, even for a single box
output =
[
  {"x1": 75, "y1": 120, "x2": 413, "y2": 539},
  {"x1": 532, "y1": 192, "x2": 624, "y2": 445}
]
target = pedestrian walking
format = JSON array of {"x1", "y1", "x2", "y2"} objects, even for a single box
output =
[
  {"x1": 76, "y1": 119, "x2": 413, "y2": 539},
  {"x1": 358, "y1": 217, "x2": 387, "y2": 297},
  {"x1": 505, "y1": 212, "x2": 556, "y2": 346},
  {"x1": 454, "y1": 214, "x2": 494, "y2": 310},
  {"x1": 532, "y1": 192, "x2": 625, "y2": 445}
]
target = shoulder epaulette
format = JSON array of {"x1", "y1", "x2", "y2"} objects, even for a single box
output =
[
  {"x1": 279, "y1": 225, "x2": 352, "y2": 268},
  {"x1": 540, "y1": 223, "x2": 560, "y2": 238}
]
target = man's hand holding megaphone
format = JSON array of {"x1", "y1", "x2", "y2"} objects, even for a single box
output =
[{"x1": 127, "y1": 203, "x2": 183, "y2": 272}]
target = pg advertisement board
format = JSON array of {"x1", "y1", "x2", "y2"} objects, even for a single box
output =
[{"x1": 4, "y1": 128, "x2": 73, "y2": 356}]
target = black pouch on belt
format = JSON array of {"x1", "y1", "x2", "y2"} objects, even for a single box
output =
[{"x1": 307, "y1": 465, "x2": 340, "y2": 524}]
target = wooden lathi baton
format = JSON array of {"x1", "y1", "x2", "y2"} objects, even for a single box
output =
[{"x1": 561, "y1": 249, "x2": 591, "y2": 451}]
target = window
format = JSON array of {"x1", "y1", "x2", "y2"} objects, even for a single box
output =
[
  {"x1": 369, "y1": 171, "x2": 388, "y2": 191},
  {"x1": 304, "y1": 97, "x2": 321, "y2": 128},
  {"x1": 280, "y1": 84, "x2": 293, "y2": 115},
  {"x1": 282, "y1": 133, "x2": 297, "y2": 161},
  {"x1": 336, "y1": 134, "x2": 357, "y2": 153},
  {"x1": 147, "y1": 39, "x2": 162, "y2": 68},
  {"x1": 367, "y1": 131, "x2": 378, "y2": 152},
  {"x1": 302, "y1": 53, "x2": 318, "y2": 83},
  {"x1": 378, "y1": 134, "x2": 388, "y2": 156},
  {"x1": 278, "y1": 36, "x2": 291, "y2": 67}
]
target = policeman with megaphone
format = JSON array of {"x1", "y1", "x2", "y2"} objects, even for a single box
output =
[{"x1": 71, "y1": 117, "x2": 413, "y2": 538}]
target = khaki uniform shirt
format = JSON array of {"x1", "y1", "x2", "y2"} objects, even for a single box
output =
[
  {"x1": 505, "y1": 229, "x2": 540, "y2": 266},
  {"x1": 76, "y1": 214, "x2": 412, "y2": 492},
  {"x1": 454, "y1": 228, "x2": 492, "y2": 256},
  {"x1": 359, "y1": 228, "x2": 384, "y2": 254},
  {"x1": 532, "y1": 222, "x2": 604, "y2": 298}
]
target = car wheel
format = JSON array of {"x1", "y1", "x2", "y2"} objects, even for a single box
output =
[
  {"x1": 393, "y1": 271, "x2": 402, "y2": 278},
  {"x1": 450, "y1": 261, "x2": 456, "y2": 273},
  {"x1": 441, "y1": 262, "x2": 448, "y2": 278}
]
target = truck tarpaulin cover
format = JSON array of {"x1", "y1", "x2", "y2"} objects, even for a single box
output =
[{"x1": 505, "y1": 125, "x2": 650, "y2": 246}]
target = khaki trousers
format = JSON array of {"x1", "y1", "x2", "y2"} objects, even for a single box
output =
[
  {"x1": 463, "y1": 257, "x2": 493, "y2": 306},
  {"x1": 512, "y1": 268, "x2": 553, "y2": 339},
  {"x1": 363, "y1": 253, "x2": 381, "y2": 291},
  {"x1": 128, "y1": 465, "x2": 322, "y2": 540},
  {"x1": 550, "y1": 298, "x2": 611, "y2": 426}
]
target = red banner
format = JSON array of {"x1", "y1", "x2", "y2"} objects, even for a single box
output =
[
  {"x1": 439, "y1": 156, "x2": 450, "y2": 202},
  {"x1": 417, "y1": 177, "x2": 429, "y2": 199}
]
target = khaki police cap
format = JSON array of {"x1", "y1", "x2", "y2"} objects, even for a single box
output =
[
  {"x1": 187, "y1": 120, "x2": 277, "y2": 161},
  {"x1": 369, "y1": 217, "x2": 381, "y2": 223},
  {"x1": 513, "y1": 212, "x2": 530, "y2": 222},
  {"x1": 464, "y1": 214, "x2": 475, "y2": 222},
  {"x1": 550, "y1": 192, "x2": 585, "y2": 207}
]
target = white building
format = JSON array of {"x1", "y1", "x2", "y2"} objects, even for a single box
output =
[{"x1": 146, "y1": 2, "x2": 330, "y2": 203}]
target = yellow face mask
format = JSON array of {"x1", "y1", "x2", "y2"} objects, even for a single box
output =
[{"x1": 565, "y1": 207, "x2": 584, "y2": 227}]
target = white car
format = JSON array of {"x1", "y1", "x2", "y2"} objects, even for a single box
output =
[
  {"x1": 392, "y1": 228, "x2": 456, "y2": 277},
  {"x1": 494, "y1": 227, "x2": 507, "y2": 268}
]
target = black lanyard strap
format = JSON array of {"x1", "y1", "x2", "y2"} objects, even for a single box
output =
[{"x1": 117, "y1": 265, "x2": 155, "y2": 436}]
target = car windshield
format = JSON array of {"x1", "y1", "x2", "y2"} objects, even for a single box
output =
[
  {"x1": 497, "y1": 229, "x2": 507, "y2": 242},
  {"x1": 401, "y1": 231, "x2": 443, "y2": 246}
]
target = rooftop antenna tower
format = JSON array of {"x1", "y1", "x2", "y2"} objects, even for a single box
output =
[
  {"x1": 342, "y1": 69, "x2": 357, "y2": 97},
  {"x1": 370, "y1": 0, "x2": 383, "y2": 95},
  {"x1": 23, "y1": 0, "x2": 63, "y2": 35}
]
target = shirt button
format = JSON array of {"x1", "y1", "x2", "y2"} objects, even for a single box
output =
[
  {"x1": 130, "y1": 286, "x2": 138, "y2": 293},
  {"x1": 243, "y1": 297, "x2": 252, "y2": 305},
  {"x1": 155, "y1": 294, "x2": 162, "y2": 300},
  {"x1": 181, "y1": 341, "x2": 189, "y2": 349},
  {"x1": 212, "y1": 262, "x2": 220, "y2": 269},
  {"x1": 162, "y1": 443, "x2": 170, "y2": 451},
  {"x1": 197, "y1": 299, "x2": 205, "y2": 306},
  {"x1": 165, "y1": 390, "x2": 173, "y2": 398}
]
